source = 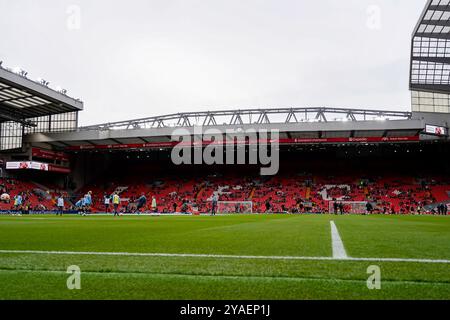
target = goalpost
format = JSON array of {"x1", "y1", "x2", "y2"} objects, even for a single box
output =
[
  {"x1": 216, "y1": 201, "x2": 253, "y2": 214},
  {"x1": 328, "y1": 201, "x2": 368, "y2": 214}
]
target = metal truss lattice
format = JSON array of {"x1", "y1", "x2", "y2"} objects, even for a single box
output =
[{"x1": 80, "y1": 108, "x2": 412, "y2": 131}]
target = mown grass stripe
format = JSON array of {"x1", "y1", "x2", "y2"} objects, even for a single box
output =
[{"x1": 1, "y1": 268, "x2": 450, "y2": 286}]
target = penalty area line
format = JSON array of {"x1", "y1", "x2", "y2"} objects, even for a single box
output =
[{"x1": 0, "y1": 249, "x2": 449, "y2": 264}]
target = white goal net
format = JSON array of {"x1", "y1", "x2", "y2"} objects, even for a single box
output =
[
  {"x1": 216, "y1": 201, "x2": 253, "y2": 214},
  {"x1": 328, "y1": 201, "x2": 367, "y2": 214}
]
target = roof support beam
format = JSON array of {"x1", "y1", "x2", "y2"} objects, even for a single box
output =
[
  {"x1": 415, "y1": 33, "x2": 450, "y2": 40},
  {"x1": 412, "y1": 56, "x2": 450, "y2": 64},
  {"x1": 78, "y1": 107, "x2": 412, "y2": 131},
  {"x1": 421, "y1": 20, "x2": 450, "y2": 27},
  {"x1": 0, "y1": 110, "x2": 37, "y2": 127}
]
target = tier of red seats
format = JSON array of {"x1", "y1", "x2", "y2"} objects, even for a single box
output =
[
  {"x1": 76, "y1": 173, "x2": 450, "y2": 214},
  {"x1": 0, "y1": 178, "x2": 56, "y2": 210}
]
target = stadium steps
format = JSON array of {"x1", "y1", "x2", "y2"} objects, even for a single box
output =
[
  {"x1": 249, "y1": 187, "x2": 256, "y2": 200},
  {"x1": 114, "y1": 186, "x2": 129, "y2": 195},
  {"x1": 305, "y1": 187, "x2": 311, "y2": 200},
  {"x1": 195, "y1": 187, "x2": 205, "y2": 200}
]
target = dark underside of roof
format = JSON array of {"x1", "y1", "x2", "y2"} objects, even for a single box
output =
[{"x1": 0, "y1": 70, "x2": 81, "y2": 125}]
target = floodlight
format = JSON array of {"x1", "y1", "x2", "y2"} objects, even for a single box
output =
[{"x1": 38, "y1": 78, "x2": 50, "y2": 86}]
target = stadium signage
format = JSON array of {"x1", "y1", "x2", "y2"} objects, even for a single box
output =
[
  {"x1": 6, "y1": 161, "x2": 49, "y2": 171},
  {"x1": 425, "y1": 125, "x2": 447, "y2": 137},
  {"x1": 5, "y1": 161, "x2": 70, "y2": 173},
  {"x1": 48, "y1": 164, "x2": 71, "y2": 173},
  {"x1": 32, "y1": 148, "x2": 69, "y2": 162},
  {"x1": 171, "y1": 127, "x2": 280, "y2": 176},
  {"x1": 66, "y1": 136, "x2": 420, "y2": 151}
]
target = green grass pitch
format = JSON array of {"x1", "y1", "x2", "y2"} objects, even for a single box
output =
[{"x1": 0, "y1": 214, "x2": 449, "y2": 300}]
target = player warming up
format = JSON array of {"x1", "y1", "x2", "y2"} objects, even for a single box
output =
[{"x1": 211, "y1": 193, "x2": 219, "y2": 216}]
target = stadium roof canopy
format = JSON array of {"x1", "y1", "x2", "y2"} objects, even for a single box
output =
[
  {"x1": 410, "y1": 0, "x2": 450, "y2": 94},
  {"x1": 24, "y1": 107, "x2": 431, "y2": 150},
  {"x1": 0, "y1": 65, "x2": 83, "y2": 126}
]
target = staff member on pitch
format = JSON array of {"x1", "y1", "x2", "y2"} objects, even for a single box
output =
[
  {"x1": 57, "y1": 194, "x2": 64, "y2": 216},
  {"x1": 112, "y1": 192, "x2": 121, "y2": 216},
  {"x1": 151, "y1": 196, "x2": 157, "y2": 213},
  {"x1": 103, "y1": 192, "x2": 111, "y2": 213}
]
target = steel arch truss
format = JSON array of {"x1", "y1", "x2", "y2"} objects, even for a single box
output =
[{"x1": 80, "y1": 107, "x2": 412, "y2": 131}]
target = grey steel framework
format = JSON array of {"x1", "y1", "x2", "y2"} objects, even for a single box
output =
[
  {"x1": 25, "y1": 116, "x2": 425, "y2": 149},
  {"x1": 0, "y1": 63, "x2": 83, "y2": 150},
  {"x1": 80, "y1": 107, "x2": 413, "y2": 131},
  {"x1": 410, "y1": 0, "x2": 450, "y2": 113}
]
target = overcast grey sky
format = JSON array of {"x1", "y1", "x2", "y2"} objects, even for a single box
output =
[{"x1": 0, "y1": 0, "x2": 426, "y2": 126}]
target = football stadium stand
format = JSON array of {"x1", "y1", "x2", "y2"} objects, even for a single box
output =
[
  {"x1": 71, "y1": 170, "x2": 449, "y2": 215},
  {"x1": 0, "y1": 0, "x2": 449, "y2": 216}
]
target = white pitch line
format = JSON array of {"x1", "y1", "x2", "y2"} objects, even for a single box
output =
[
  {"x1": 0, "y1": 249, "x2": 449, "y2": 264},
  {"x1": 330, "y1": 221, "x2": 348, "y2": 259}
]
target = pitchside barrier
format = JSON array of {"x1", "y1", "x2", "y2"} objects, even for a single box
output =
[{"x1": 0, "y1": 210, "x2": 79, "y2": 215}]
